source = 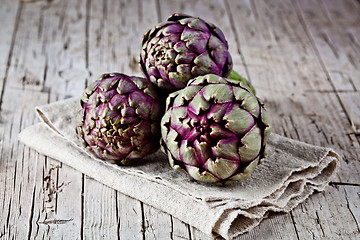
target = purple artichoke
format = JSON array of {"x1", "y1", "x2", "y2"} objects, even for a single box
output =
[
  {"x1": 140, "y1": 13, "x2": 233, "y2": 93},
  {"x1": 161, "y1": 74, "x2": 271, "y2": 184},
  {"x1": 76, "y1": 73, "x2": 162, "y2": 164}
]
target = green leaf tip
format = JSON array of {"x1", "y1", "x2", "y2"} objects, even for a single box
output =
[{"x1": 228, "y1": 70, "x2": 256, "y2": 95}]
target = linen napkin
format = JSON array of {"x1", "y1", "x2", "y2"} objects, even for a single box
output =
[{"x1": 18, "y1": 98, "x2": 340, "y2": 239}]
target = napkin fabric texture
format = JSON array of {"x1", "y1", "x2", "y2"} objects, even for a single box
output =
[{"x1": 18, "y1": 98, "x2": 340, "y2": 239}]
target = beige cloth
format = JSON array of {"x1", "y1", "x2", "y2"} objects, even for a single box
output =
[{"x1": 18, "y1": 98, "x2": 340, "y2": 239}]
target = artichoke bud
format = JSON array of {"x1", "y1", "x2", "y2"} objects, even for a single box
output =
[
  {"x1": 160, "y1": 74, "x2": 272, "y2": 184},
  {"x1": 76, "y1": 73, "x2": 163, "y2": 164},
  {"x1": 140, "y1": 14, "x2": 233, "y2": 93}
]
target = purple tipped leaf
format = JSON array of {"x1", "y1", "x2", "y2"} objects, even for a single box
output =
[
  {"x1": 208, "y1": 34, "x2": 228, "y2": 70},
  {"x1": 192, "y1": 52, "x2": 220, "y2": 76},
  {"x1": 209, "y1": 124, "x2": 238, "y2": 139},
  {"x1": 109, "y1": 94, "x2": 127, "y2": 111},
  {"x1": 203, "y1": 158, "x2": 240, "y2": 180},
  {"x1": 120, "y1": 105, "x2": 135, "y2": 118},
  {"x1": 166, "y1": 128, "x2": 181, "y2": 160},
  {"x1": 180, "y1": 17, "x2": 209, "y2": 32},
  {"x1": 133, "y1": 121, "x2": 151, "y2": 139},
  {"x1": 212, "y1": 138, "x2": 240, "y2": 161},
  {"x1": 188, "y1": 92, "x2": 211, "y2": 115},
  {"x1": 207, "y1": 103, "x2": 231, "y2": 122},
  {"x1": 193, "y1": 140, "x2": 212, "y2": 165},
  {"x1": 179, "y1": 140, "x2": 198, "y2": 166},
  {"x1": 161, "y1": 23, "x2": 184, "y2": 35},
  {"x1": 239, "y1": 126, "x2": 262, "y2": 163},
  {"x1": 98, "y1": 75, "x2": 120, "y2": 91},
  {"x1": 185, "y1": 165, "x2": 219, "y2": 183},
  {"x1": 157, "y1": 78, "x2": 175, "y2": 91},
  {"x1": 120, "y1": 116, "x2": 139, "y2": 125},
  {"x1": 117, "y1": 77, "x2": 138, "y2": 94},
  {"x1": 224, "y1": 106, "x2": 255, "y2": 135},
  {"x1": 233, "y1": 87, "x2": 260, "y2": 118},
  {"x1": 157, "y1": 65, "x2": 170, "y2": 82},
  {"x1": 172, "y1": 85, "x2": 202, "y2": 107},
  {"x1": 202, "y1": 84, "x2": 233, "y2": 102},
  {"x1": 181, "y1": 27, "x2": 210, "y2": 53},
  {"x1": 168, "y1": 66, "x2": 192, "y2": 89}
]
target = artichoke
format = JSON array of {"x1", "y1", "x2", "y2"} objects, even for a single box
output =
[
  {"x1": 76, "y1": 73, "x2": 162, "y2": 164},
  {"x1": 160, "y1": 74, "x2": 271, "y2": 184},
  {"x1": 140, "y1": 13, "x2": 233, "y2": 93}
]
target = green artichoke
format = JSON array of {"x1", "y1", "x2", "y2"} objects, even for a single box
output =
[
  {"x1": 76, "y1": 73, "x2": 163, "y2": 164},
  {"x1": 140, "y1": 13, "x2": 233, "y2": 93},
  {"x1": 160, "y1": 74, "x2": 271, "y2": 184}
]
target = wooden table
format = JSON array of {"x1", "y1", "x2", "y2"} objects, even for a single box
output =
[{"x1": 1, "y1": 0, "x2": 359, "y2": 239}]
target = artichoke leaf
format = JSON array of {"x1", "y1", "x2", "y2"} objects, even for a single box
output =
[
  {"x1": 227, "y1": 70, "x2": 256, "y2": 95},
  {"x1": 204, "y1": 158, "x2": 239, "y2": 180},
  {"x1": 239, "y1": 126, "x2": 262, "y2": 163},
  {"x1": 185, "y1": 165, "x2": 219, "y2": 183},
  {"x1": 202, "y1": 84, "x2": 233, "y2": 103}
]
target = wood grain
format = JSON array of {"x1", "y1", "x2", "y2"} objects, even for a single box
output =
[{"x1": 0, "y1": 0, "x2": 359, "y2": 239}]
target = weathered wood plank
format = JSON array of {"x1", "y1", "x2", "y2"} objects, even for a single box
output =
[
  {"x1": 5, "y1": 0, "x2": 88, "y2": 96},
  {"x1": 171, "y1": 217, "x2": 191, "y2": 240},
  {"x1": 27, "y1": 1, "x2": 88, "y2": 238},
  {"x1": 292, "y1": 0, "x2": 360, "y2": 183},
  {"x1": 0, "y1": 91, "x2": 48, "y2": 239},
  {"x1": 295, "y1": 0, "x2": 360, "y2": 83},
  {"x1": 0, "y1": 0, "x2": 21, "y2": 93},
  {"x1": 27, "y1": 158, "x2": 82, "y2": 240},
  {"x1": 190, "y1": 227, "x2": 216, "y2": 240},
  {"x1": 295, "y1": 0, "x2": 360, "y2": 133},
  {"x1": 291, "y1": 185, "x2": 360, "y2": 239},
  {"x1": 235, "y1": 213, "x2": 298, "y2": 240},
  {"x1": 323, "y1": 0, "x2": 360, "y2": 24},
  {"x1": 117, "y1": 194, "x2": 143, "y2": 239},
  {"x1": 342, "y1": 185, "x2": 360, "y2": 227},
  {"x1": 0, "y1": 90, "x2": 84, "y2": 239},
  {"x1": 1, "y1": 0, "x2": 359, "y2": 239},
  {"x1": 294, "y1": 0, "x2": 360, "y2": 98},
  {"x1": 82, "y1": 177, "x2": 119, "y2": 239},
  {"x1": 87, "y1": 0, "x2": 159, "y2": 77},
  {"x1": 142, "y1": 205, "x2": 172, "y2": 239},
  {"x1": 0, "y1": 0, "x2": 87, "y2": 239},
  {"x1": 338, "y1": 92, "x2": 360, "y2": 130}
]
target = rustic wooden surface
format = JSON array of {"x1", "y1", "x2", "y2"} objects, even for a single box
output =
[{"x1": 0, "y1": 0, "x2": 359, "y2": 239}]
